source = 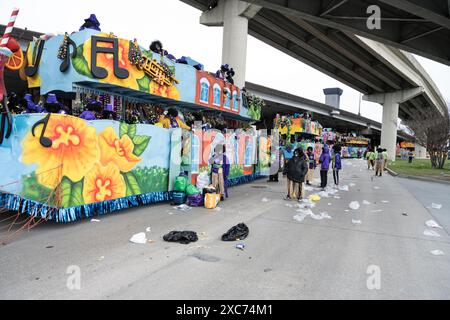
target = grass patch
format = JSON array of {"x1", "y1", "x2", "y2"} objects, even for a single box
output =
[{"x1": 388, "y1": 158, "x2": 450, "y2": 182}]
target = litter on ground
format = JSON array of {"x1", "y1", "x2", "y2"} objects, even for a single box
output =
[
  {"x1": 309, "y1": 194, "x2": 321, "y2": 202},
  {"x1": 425, "y1": 220, "x2": 442, "y2": 229},
  {"x1": 163, "y1": 231, "x2": 198, "y2": 244},
  {"x1": 371, "y1": 209, "x2": 383, "y2": 213},
  {"x1": 362, "y1": 200, "x2": 371, "y2": 205},
  {"x1": 262, "y1": 197, "x2": 270, "y2": 202},
  {"x1": 381, "y1": 200, "x2": 389, "y2": 203},
  {"x1": 214, "y1": 207, "x2": 223, "y2": 212},
  {"x1": 430, "y1": 250, "x2": 445, "y2": 256},
  {"x1": 349, "y1": 183, "x2": 356, "y2": 187},
  {"x1": 338, "y1": 185, "x2": 349, "y2": 191},
  {"x1": 173, "y1": 204, "x2": 192, "y2": 211},
  {"x1": 129, "y1": 232, "x2": 147, "y2": 244},
  {"x1": 285, "y1": 203, "x2": 293, "y2": 208},
  {"x1": 431, "y1": 203, "x2": 442, "y2": 209},
  {"x1": 349, "y1": 201, "x2": 360, "y2": 210},
  {"x1": 373, "y1": 186, "x2": 380, "y2": 190},
  {"x1": 352, "y1": 219, "x2": 362, "y2": 225},
  {"x1": 90, "y1": 219, "x2": 100, "y2": 222},
  {"x1": 236, "y1": 243, "x2": 246, "y2": 250},
  {"x1": 423, "y1": 229, "x2": 441, "y2": 237},
  {"x1": 334, "y1": 196, "x2": 341, "y2": 199},
  {"x1": 146, "y1": 227, "x2": 151, "y2": 232}
]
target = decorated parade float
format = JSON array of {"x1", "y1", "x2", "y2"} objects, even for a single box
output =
[{"x1": 0, "y1": 11, "x2": 270, "y2": 223}]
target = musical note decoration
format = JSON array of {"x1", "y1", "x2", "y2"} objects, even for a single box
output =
[
  {"x1": 31, "y1": 114, "x2": 52, "y2": 148},
  {"x1": 57, "y1": 32, "x2": 77, "y2": 73}
]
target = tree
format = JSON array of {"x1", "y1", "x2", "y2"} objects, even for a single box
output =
[{"x1": 405, "y1": 108, "x2": 450, "y2": 169}]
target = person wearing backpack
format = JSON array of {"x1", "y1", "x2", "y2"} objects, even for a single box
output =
[{"x1": 375, "y1": 147, "x2": 385, "y2": 177}]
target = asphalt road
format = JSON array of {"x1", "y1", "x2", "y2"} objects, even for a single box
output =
[{"x1": 1, "y1": 159, "x2": 449, "y2": 299}]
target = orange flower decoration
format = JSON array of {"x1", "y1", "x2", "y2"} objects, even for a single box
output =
[
  {"x1": 150, "y1": 81, "x2": 180, "y2": 100},
  {"x1": 83, "y1": 33, "x2": 144, "y2": 90},
  {"x1": 98, "y1": 127, "x2": 141, "y2": 172},
  {"x1": 83, "y1": 163, "x2": 126, "y2": 204},
  {"x1": 22, "y1": 114, "x2": 99, "y2": 188}
]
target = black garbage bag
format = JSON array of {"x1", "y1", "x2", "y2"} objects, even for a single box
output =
[
  {"x1": 221, "y1": 223, "x2": 249, "y2": 241},
  {"x1": 163, "y1": 231, "x2": 198, "y2": 244}
]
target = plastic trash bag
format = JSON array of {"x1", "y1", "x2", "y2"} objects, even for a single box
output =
[
  {"x1": 185, "y1": 184, "x2": 201, "y2": 196},
  {"x1": 163, "y1": 231, "x2": 198, "y2": 244},
  {"x1": 431, "y1": 203, "x2": 442, "y2": 209},
  {"x1": 129, "y1": 232, "x2": 147, "y2": 244},
  {"x1": 423, "y1": 229, "x2": 440, "y2": 237},
  {"x1": 349, "y1": 201, "x2": 360, "y2": 210},
  {"x1": 430, "y1": 250, "x2": 445, "y2": 256},
  {"x1": 174, "y1": 175, "x2": 188, "y2": 192},
  {"x1": 187, "y1": 193, "x2": 204, "y2": 207},
  {"x1": 221, "y1": 223, "x2": 249, "y2": 241},
  {"x1": 309, "y1": 194, "x2": 321, "y2": 202},
  {"x1": 173, "y1": 204, "x2": 192, "y2": 211},
  {"x1": 425, "y1": 220, "x2": 442, "y2": 229},
  {"x1": 196, "y1": 171, "x2": 210, "y2": 190}
]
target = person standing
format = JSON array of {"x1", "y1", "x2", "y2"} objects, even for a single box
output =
[
  {"x1": 365, "y1": 148, "x2": 372, "y2": 169},
  {"x1": 408, "y1": 149, "x2": 414, "y2": 163},
  {"x1": 369, "y1": 148, "x2": 376, "y2": 170},
  {"x1": 382, "y1": 148, "x2": 388, "y2": 171},
  {"x1": 332, "y1": 145, "x2": 342, "y2": 185},
  {"x1": 209, "y1": 144, "x2": 230, "y2": 201},
  {"x1": 318, "y1": 144, "x2": 331, "y2": 190},
  {"x1": 306, "y1": 146, "x2": 316, "y2": 185},
  {"x1": 375, "y1": 148, "x2": 384, "y2": 176},
  {"x1": 286, "y1": 148, "x2": 308, "y2": 201},
  {"x1": 282, "y1": 144, "x2": 294, "y2": 200}
]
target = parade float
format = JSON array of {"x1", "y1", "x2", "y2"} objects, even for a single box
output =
[{"x1": 0, "y1": 11, "x2": 270, "y2": 223}]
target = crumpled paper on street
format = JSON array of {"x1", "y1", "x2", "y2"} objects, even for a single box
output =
[
  {"x1": 425, "y1": 220, "x2": 442, "y2": 229},
  {"x1": 431, "y1": 203, "x2": 442, "y2": 209},
  {"x1": 430, "y1": 250, "x2": 445, "y2": 256},
  {"x1": 423, "y1": 229, "x2": 441, "y2": 237},
  {"x1": 129, "y1": 232, "x2": 147, "y2": 244},
  {"x1": 352, "y1": 219, "x2": 362, "y2": 225},
  {"x1": 349, "y1": 201, "x2": 360, "y2": 210},
  {"x1": 362, "y1": 200, "x2": 371, "y2": 205},
  {"x1": 338, "y1": 185, "x2": 349, "y2": 192}
]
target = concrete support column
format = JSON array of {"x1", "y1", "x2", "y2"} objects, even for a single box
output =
[
  {"x1": 380, "y1": 93, "x2": 399, "y2": 161},
  {"x1": 200, "y1": 1, "x2": 260, "y2": 89},
  {"x1": 363, "y1": 87, "x2": 424, "y2": 162},
  {"x1": 222, "y1": 0, "x2": 248, "y2": 88}
]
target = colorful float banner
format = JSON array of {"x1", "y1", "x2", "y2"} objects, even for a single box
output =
[
  {"x1": 400, "y1": 141, "x2": 415, "y2": 148},
  {"x1": 22, "y1": 29, "x2": 251, "y2": 119},
  {"x1": 275, "y1": 117, "x2": 322, "y2": 136},
  {"x1": 0, "y1": 114, "x2": 266, "y2": 220}
]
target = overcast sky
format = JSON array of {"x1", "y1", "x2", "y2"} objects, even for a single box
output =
[{"x1": 1, "y1": 0, "x2": 449, "y2": 123}]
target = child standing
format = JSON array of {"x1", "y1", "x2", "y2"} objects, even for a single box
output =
[{"x1": 332, "y1": 145, "x2": 342, "y2": 185}]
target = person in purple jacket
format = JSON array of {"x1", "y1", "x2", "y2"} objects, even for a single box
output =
[
  {"x1": 209, "y1": 144, "x2": 230, "y2": 201},
  {"x1": 332, "y1": 145, "x2": 342, "y2": 186},
  {"x1": 318, "y1": 144, "x2": 331, "y2": 190}
]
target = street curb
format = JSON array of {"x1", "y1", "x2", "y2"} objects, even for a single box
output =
[{"x1": 387, "y1": 167, "x2": 450, "y2": 185}]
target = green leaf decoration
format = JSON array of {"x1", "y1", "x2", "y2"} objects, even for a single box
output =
[
  {"x1": 128, "y1": 124, "x2": 137, "y2": 139},
  {"x1": 124, "y1": 172, "x2": 142, "y2": 196},
  {"x1": 136, "y1": 75, "x2": 151, "y2": 92},
  {"x1": 141, "y1": 49, "x2": 152, "y2": 60},
  {"x1": 21, "y1": 172, "x2": 52, "y2": 204},
  {"x1": 131, "y1": 166, "x2": 169, "y2": 193},
  {"x1": 60, "y1": 176, "x2": 85, "y2": 208},
  {"x1": 132, "y1": 135, "x2": 151, "y2": 156},
  {"x1": 72, "y1": 45, "x2": 93, "y2": 78},
  {"x1": 119, "y1": 122, "x2": 128, "y2": 138}
]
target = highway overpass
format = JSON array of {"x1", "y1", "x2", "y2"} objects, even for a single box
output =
[{"x1": 181, "y1": 0, "x2": 448, "y2": 160}]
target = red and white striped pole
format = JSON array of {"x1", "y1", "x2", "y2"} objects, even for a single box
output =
[{"x1": 0, "y1": 8, "x2": 20, "y2": 48}]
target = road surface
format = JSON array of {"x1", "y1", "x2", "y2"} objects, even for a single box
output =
[{"x1": 1, "y1": 159, "x2": 449, "y2": 299}]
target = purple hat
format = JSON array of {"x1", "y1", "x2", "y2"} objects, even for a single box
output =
[
  {"x1": 46, "y1": 94, "x2": 58, "y2": 104},
  {"x1": 24, "y1": 94, "x2": 33, "y2": 103},
  {"x1": 104, "y1": 104, "x2": 114, "y2": 112}
]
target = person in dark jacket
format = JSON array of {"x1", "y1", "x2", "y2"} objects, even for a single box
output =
[
  {"x1": 306, "y1": 146, "x2": 316, "y2": 185},
  {"x1": 319, "y1": 144, "x2": 331, "y2": 190},
  {"x1": 332, "y1": 145, "x2": 342, "y2": 185},
  {"x1": 286, "y1": 147, "x2": 308, "y2": 201},
  {"x1": 209, "y1": 144, "x2": 230, "y2": 201}
]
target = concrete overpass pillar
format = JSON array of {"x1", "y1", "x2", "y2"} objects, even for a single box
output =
[
  {"x1": 222, "y1": 0, "x2": 248, "y2": 88},
  {"x1": 200, "y1": 0, "x2": 261, "y2": 88},
  {"x1": 380, "y1": 93, "x2": 399, "y2": 162},
  {"x1": 363, "y1": 87, "x2": 424, "y2": 161}
]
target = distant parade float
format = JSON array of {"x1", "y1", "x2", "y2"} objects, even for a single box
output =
[{"x1": 0, "y1": 11, "x2": 272, "y2": 223}]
